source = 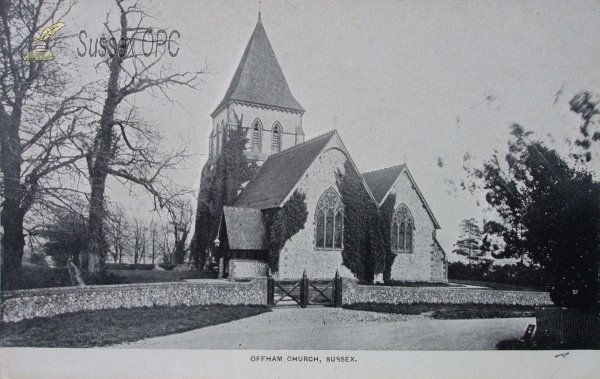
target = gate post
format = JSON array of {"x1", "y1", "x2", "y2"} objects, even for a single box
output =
[
  {"x1": 334, "y1": 269, "x2": 343, "y2": 308},
  {"x1": 300, "y1": 270, "x2": 309, "y2": 308},
  {"x1": 267, "y1": 268, "x2": 274, "y2": 307}
]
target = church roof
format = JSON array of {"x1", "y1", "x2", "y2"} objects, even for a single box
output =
[
  {"x1": 211, "y1": 14, "x2": 304, "y2": 117},
  {"x1": 363, "y1": 164, "x2": 440, "y2": 229},
  {"x1": 235, "y1": 131, "x2": 337, "y2": 209},
  {"x1": 222, "y1": 206, "x2": 268, "y2": 250},
  {"x1": 362, "y1": 165, "x2": 406, "y2": 203}
]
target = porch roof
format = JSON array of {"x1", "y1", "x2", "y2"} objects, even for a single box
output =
[{"x1": 222, "y1": 206, "x2": 268, "y2": 250}]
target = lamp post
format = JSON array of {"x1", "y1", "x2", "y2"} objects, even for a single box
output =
[{"x1": 214, "y1": 237, "x2": 223, "y2": 278}]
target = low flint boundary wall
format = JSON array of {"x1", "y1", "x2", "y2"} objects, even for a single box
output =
[
  {"x1": 2, "y1": 279, "x2": 267, "y2": 323},
  {"x1": 342, "y1": 278, "x2": 553, "y2": 306}
]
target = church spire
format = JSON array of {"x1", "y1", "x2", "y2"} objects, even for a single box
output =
[{"x1": 211, "y1": 13, "x2": 304, "y2": 116}]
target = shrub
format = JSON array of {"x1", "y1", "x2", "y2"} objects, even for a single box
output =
[
  {"x1": 337, "y1": 160, "x2": 386, "y2": 281},
  {"x1": 82, "y1": 271, "x2": 129, "y2": 285},
  {"x1": 265, "y1": 190, "x2": 308, "y2": 272}
]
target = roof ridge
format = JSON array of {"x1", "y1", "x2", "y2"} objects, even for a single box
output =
[
  {"x1": 363, "y1": 164, "x2": 406, "y2": 175},
  {"x1": 273, "y1": 129, "x2": 336, "y2": 155}
]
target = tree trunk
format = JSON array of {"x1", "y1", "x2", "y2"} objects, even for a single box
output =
[
  {"x1": 1, "y1": 204, "x2": 26, "y2": 274},
  {"x1": 81, "y1": 33, "x2": 122, "y2": 274},
  {"x1": 82, "y1": 158, "x2": 110, "y2": 273},
  {"x1": 1, "y1": 106, "x2": 25, "y2": 274}
]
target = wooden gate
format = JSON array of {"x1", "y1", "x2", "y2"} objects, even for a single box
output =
[{"x1": 267, "y1": 270, "x2": 342, "y2": 308}]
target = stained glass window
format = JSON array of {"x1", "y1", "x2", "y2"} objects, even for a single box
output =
[
  {"x1": 334, "y1": 211, "x2": 343, "y2": 248},
  {"x1": 391, "y1": 204, "x2": 413, "y2": 253},
  {"x1": 315, "y1": 188, "x2": 344, "y2": 249},
  {"x1": 316, "y1": 209, "x2": 325, "y2": 247}
]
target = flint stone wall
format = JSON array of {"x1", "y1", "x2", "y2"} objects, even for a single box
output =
[
  {"x1": 278, "y1": 146, "x2": 354, "y2": 280},
  {"x1": 387, "y1": 171, "x2": 446, "y2": 282},
  {"x1": 342, "y1": 278, "x2": 553, "y2": 306},
  {"x1": 229, "y1": 259, "x2": 268, "y2": 278},
  {"x1": 2, "y1": 279, "x2": 267, "y2": 323}
]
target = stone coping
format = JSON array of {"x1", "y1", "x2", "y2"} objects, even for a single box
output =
[
  {"x1": 356, "y1": 283, "x2": 547, "y2": 295},
  {"x1": 1, "y1": 278, "x2": 261, "y2": 300}
]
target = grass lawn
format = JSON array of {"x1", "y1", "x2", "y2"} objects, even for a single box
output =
[
  {"x1": 449, "y1": 279, "x2": 545, "y2": 292},
  {"x1": 2, "y1": 266, "x2": 71, "y2": 290},
  {"x1": 1, "y1": 305, "x2": 270, "y2": 348},
  {"x1": 344, "y1": 303, "x2": 536, "y2": 319},
  {"x1": 359, "y1": 281, "x2": 453, "y2": 287},
  {"x1": 108, "y1": 269, "x2": 214, "y2": 283},
  {"x1": 2, "y1": 267, "x2": 219, "y2": 291}
]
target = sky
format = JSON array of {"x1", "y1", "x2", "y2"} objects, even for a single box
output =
[{"x1": 62, "y1": 0, "x2": 600, "y2": 254}]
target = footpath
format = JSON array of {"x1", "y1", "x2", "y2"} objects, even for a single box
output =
[{"x1": 116, "y1": 307, "x2": 533, "y2": 350}]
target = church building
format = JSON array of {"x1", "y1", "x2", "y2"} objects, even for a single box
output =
[{"x1": 207, "y1": 14, "x2": 447, "y2": 283}]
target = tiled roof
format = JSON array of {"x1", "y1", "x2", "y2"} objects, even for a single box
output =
[
  {"x1": 362, "y1": 165, "x2": 406, "y2": 203},
  {"x1": 212, "y1": 14, "x2": 304, "y2": 116},
  {"x1": 222, "y1": 206, "x2": 268, "y2": 250},
  {"x1": 235, "y1": 131, "x2": 337, "y2": 209},
  {"x1": 363, "y1": 165, "x2": 441, "y2": 229}
]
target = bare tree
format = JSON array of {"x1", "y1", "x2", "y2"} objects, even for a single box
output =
[
  {"x1": 131, "y1": 217, "x2": 147, "y2": 264},
  {"x1": 79, "y1": 0, "x2": 203, "y2": 273},
  {"x1": 168, "y1": 197, "x2": 193, "y2": 265},
  {"x1": 0, "y1": 0, "x2": 92, "y2": 275},
  {"x1": 106, "y1": 208, "x2": 129, "y2": 264},
  {"x1": 161, "y1": 230, "x2": 174, "y2": 265},
  {"x1": 148, "y1": 220, "x2": 159, "y2": 265}
]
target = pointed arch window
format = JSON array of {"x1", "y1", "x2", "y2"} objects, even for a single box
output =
[
  {"x1": 272, "y1": 123, "x2": 282, "y2": 153},
  {"x1": 252, "y1": 119, "x2": 262, "y2": 151},
  {"x1": 216, "y1": 125, "x2": 220, "y2": 155},
  {"x1": 391, "y1": 204, "x2": 413, "y2": 253},
  {"x1": 315, "y1": 188, "x2": 343, "y2": 249}
]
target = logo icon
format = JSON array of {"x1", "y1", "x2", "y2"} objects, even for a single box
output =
[{"x1": 24, "y1": 22, "x2": 66, "y2": 62}]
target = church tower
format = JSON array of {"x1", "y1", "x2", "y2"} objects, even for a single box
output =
[{"x1": 208, "y1": 13, "x2": 305, "y2": 165}]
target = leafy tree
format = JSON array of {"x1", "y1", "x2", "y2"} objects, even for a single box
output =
[
  {"x1": 569, "y1": 91, "x2": 599, "y2": 163},
  {"x1": 475, "y1": 125, "x2": 600, "y2": 309},
  {"x1": 452, "y1": 218, "x2": 486, "y2": 265},
  {"x1": 189, "y1": 114, "x2": 257, "y2": 269}
]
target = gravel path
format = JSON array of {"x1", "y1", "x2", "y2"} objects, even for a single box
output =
[{"x1": 115, "y1": 307, "x2": 533, "y2": 350}]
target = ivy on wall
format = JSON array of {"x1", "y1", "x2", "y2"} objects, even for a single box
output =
[
  {"x1": 265, "y1": 190, "x2": 308, "y2": 272},
  {"x1": 337, "y1": 160, "x2": 387, "y2": 281},
  {"x1": 189, "y1": 114, "x2": 257, "y2": 269},
  {"x1": 378, "y1": 193, "x2": 396, "y2": 282}
]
